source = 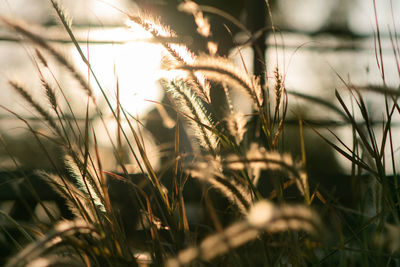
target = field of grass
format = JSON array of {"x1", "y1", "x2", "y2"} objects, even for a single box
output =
[{"x1": 0, "y1": 0, "x2": 399, "y2": 266}]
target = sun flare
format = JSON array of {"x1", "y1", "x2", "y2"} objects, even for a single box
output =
[{"x1": 72, "y1": 26, "x2": 164, "y2": 117}]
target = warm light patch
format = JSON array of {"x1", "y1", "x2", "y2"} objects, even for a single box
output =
[
  {"x1": 72, "y1": 27, "x2": 164, "y2": 116},
  {"x1": 247, "y1": 200, "x2": 275, "y2": 228}
]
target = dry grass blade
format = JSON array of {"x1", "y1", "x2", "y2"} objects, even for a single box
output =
[
  {"x1": 225, "y1": 143, "x2": 309, "y2": 198},
  {"x1": 287, "y1": 90, "x2": 348, "y2": 120},
  {"x1": 120, "y1": 107, "x2": 169, "y2": 206},
  {"x1": 128, "y1": 14, "x2": 211, "y2": 102},
  {"x1": 187, "y1": 159, "x2": 253, "y2": 214},
  {"x1": 226, "y1": 111, "x2": 247, "y2": 145},
  {"x1": 335, "y1": 90, "x2": 376, "y2": 157},
  {"x1": 273, "y1": 67, "x2": 284, "y2": 124},
  {"x1": 352, "y1": 85, "x2": 400, "y2": 97},
  {"x1": 309, "y1": 125, "x2": 376, "y2": 175},
  {"x1": 5, "y1": 220, "x2": 97, "y2": 267},
  {"x1": 176, "y1": 55, "x2": 263, "y2": 108},
  {"x1": 0, "y1": 210, "x2": 35, "y2": 243},
  {"x1": 8, "y1": 80, "x2": 62, "y2": 137},
  {"x1": 166, "y1": 200, "x2": 321, "y2": 267},
  {"x1": 37, "y1": 171, "x2": 100, "y2": 223},
  {"x1": 163, "y1": 80, "x2": 218, "y2": 154}
]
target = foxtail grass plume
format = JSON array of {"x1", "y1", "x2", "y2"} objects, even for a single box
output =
[
  {"x1": 37, "y1": 170, "x2": 102, "y2": 223},
  {"x1": 166, "y1": 200, "x2": 321, "y2": 267},
  {"x1": 178, "y1": 0, "x2": 211, "y2": 37},
  {"x1": 5, "y1": 220, "x2": 96, "y2": 267},
  {"x1": 227, "y1": 111, "x2": 247, "y2": 145},
  {"x1": 36, "y1": 152, "x2": 107, "y2": 223},
  {"x1": 226, "y1": 143, "x2": 310, "y2": 198},
  {"x1": 26, "y1": 255, "x2": 83, "y2": 267},
  {"x1": 1, "y1": 18, "x2": 94, "y2": 99},
  {"x1": 187, "y1": 157, "x2": 252, "y2": 214},
  {"x1": 63, "y1": 155, "x2": 105, "y2": 213},
  {"x1": 162, "y1": 80, "x2": 218, "y2": 153},
  {"x1": 273, "y1": 67, "x2": 284, "y2": 119},
  {"x1": 247, "y1": 200, "x2": 275, "y2": 228},
  {"x1": 128, "y1": 14, "x2": 212, "y2": 103},
  {"x1": 49, "y1": 0, "x2": 73, "y2": 28},
  {"x1": 8, "y1": 80, "x2": 62, "y2": 137},
  {"x1": 175, "y1": 55, "x2": 264, "y2": 108},
  {"x1": 207, "y1": 41, "x2": 218, "y2": 55}
]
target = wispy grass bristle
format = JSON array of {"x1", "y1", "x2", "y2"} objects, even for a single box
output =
[
  {"x1": 176, "y1": 55, "x2": 264, "y2": 108},
  {"x1": 63, "y1": 155, "x2": 105, "y2": 213},
  {"x1": 49, "y1": 0, "x2": 73, "y2": 29},
  {"x1": 37, "y1": 171, "x2": 99, "y2": 222},
  {"x1": 273, "y1": 66, "x2": 284, "y2": 121},
  {"x1": 187, "y1": 158, "x2": 252, "y2": 214},
  {"x1": 5, "y1": 219, "x2": 96, "y2": 267},
  {"x1": 178, "y1": 0, "x2": 211, "y2": 37},
  {"x1": 5, "y1": 0, "x2": 400, "y2": 265},
  {"x1": 35, "y1": 49, "x2": 48, "y2": 68},
  {"x1": 226, "y1": 111, "x2": 247, "y2": 145},
  {"x1": 1, "y1": 18, "x2": 94, "y2": 99},
  {"x1": 166, "y1": 200, "x2": 320, "y2": 267},
  {"x1": 162, "y1": 79, "x2": 218, "y2": 154},
  {"x1": 8, "y1": 80, "x2": 61, "y2": 136},
  {"x1": 226, "y1": 143, "x2": 309, "y2": 198}
]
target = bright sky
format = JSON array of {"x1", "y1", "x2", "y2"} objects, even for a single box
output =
[{"x1": 0, "y1": 0, "x2": 399, "y2": 172}]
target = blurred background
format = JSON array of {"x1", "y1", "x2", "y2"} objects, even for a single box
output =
[
  {"x1": 0, "y1": 0, "x2": 399, "y2": 263},
  {"x1": 1, "y1": 0, "x2": 399, "y2": 175},
  {"x1": 0, "y1": 0, "x2": 399, "y2": 213}
]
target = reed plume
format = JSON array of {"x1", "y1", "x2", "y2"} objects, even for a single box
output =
[
  {"x1": 166, "y1": 200, "x2": 321, "y2": 267},
  {"x1": 1, "y1": 17, "x2": 94, "y2": 99},
  {"x1": 162, "y1": 79, "x2": 218, "y2": 154},
  {"x1": 175, "y1": 55, "x2": 264, "y2": 108},
  {"x1": 187, "y1": 157, "x2": 252, "y2": 214},
  {"x1": 8, "y1": 80, "x2": 62, "y2": 137},
  {"x1": 226, "y1": 143, "x2": 310, "y2": 198},
  {"x1": 5, "y1": 220, "x2": 97, "y2": 267},
  {"x1": 1, "y1": 2, "x2": 331, "y2": 266},
  {"x1": 226, "y1": 111, "x2": 247, "y2": 145}
]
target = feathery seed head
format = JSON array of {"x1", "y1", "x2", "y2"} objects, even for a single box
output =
[
  {"x1": 50, "y1": 0, "x2": 73, "y2": 28},
  {"x1": 178, "y1": 0, "x2": 211, "y2": 37},
  {"x1": 207, "y1": 41, "x2": 218, "y2": 55},
  {"x1": 194, "y1": 15, "x2": 211, "y2": 37},
  {"x1": 178, "y1": 1, "x2": 200, "y2": 14},
  {"x1": 226, "y1": 143, "x2": 309, "y2": 196},
  {"x1": 227, "y1": 111, "x2": 247, "y2": 144},
  {"x1": 177, "y1": 55, "x2": 263, "y2": 108},
  {"x1": 247, "y1": 200, "x2": 275, "y2": 228},
  {"x1": 273, "y1": 67, "x2": 284, "y2": 112},
  {"x1": 163, "y1": 79, "x2": 218, "y2": 152},
  {"x1": 35, "y1": 49, "x2": 48, "y2": 68}
]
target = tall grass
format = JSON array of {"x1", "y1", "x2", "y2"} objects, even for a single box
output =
[{"x1": 0, "y1": 0, "x2": 399, "y2": 266}]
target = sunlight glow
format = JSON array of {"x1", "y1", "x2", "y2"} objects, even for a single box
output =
[
  {"x1": 72, "y1": 26, "x2": 164, "y2": 117},
  {"x1": 125, "y1": 19, "x2": 153, "y2": 39},
  {"x1": 69, "y1": 25, "x2": 164, "y2": 170}
]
